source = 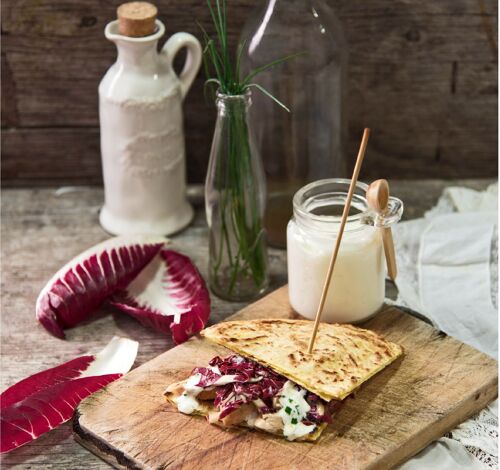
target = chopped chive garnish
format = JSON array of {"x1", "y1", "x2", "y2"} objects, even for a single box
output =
[
  {"x1": 285, "y1": 406, "x2": 292, "y2": 415},
  {"x1": 291, "y1": 418, "x2": 298, "y2": 425}
]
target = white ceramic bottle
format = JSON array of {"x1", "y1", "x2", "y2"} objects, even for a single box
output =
[{"x1": 99, "y1": 19, "x2": 202, "y2": 235}]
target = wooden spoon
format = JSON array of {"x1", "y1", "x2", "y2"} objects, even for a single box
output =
[{"x1": 366, "y1": 179, "x2": 397, "y2": 281}]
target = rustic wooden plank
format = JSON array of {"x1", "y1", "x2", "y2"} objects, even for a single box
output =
[
  {"x1": 1, "y1": 52, "x2": 19, "y2": 128},
  {"x1": 3, "y1": 102, "x2": 496, "y2": 188},
  {"x1": 2, "y1": 1, "x2": 497, "y2": 62},
  {"x1": 456, "y1": 61, "x2": 498, "y2": 96},
  {"x1": 1, "y1": 0, "x2": 497, "y2": 185},
  {"x1": 1, "y1": 128, "x2": 103, "y2": 186},
  {"x1": 73, "y1": 287, "x2": 498, "y2": 470},
  {"x1": 348, "y1": 94, "x2": 498, "y2": 178},
  {"x1": 339, "y1": 1, "x2": 497, "y2": 63},
  {"x1": 0, "y1": 180, "x2": 493, "y2": 468},
  {"x1": 0, "y1": 125, "x2": 214, "y2": 187}
]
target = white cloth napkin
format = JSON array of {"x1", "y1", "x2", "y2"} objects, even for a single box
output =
[
  {"x1": 420, "y1": 212, "x2": 497, "y2": 357},
  {"x1": 401, "y1": 438, "x2": 485, "y2": 470},
  {"x1": 393, "y1": 184, "x2": 498, "y2": 470}
]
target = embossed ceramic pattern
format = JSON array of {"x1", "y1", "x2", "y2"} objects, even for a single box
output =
[{"x1": 99, "y1": 20, "x2": 202, "y2": 235}]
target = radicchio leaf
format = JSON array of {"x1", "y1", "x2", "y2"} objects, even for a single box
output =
[
  {"x1": 0, "y1": 337, "x2": 138, "y2": 453},
  {"x1": 36, "y1": 236, "x2": 167, "y2": 338},
  {"x1": 110, "y1": 249, "x2": 211, "y2": 344},
  {"x1": 199, "y1": 355, "x2": 286, "y2": 419}
]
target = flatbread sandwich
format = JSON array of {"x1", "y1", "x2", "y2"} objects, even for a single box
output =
[{"x1": 164, "y1": 319, "x2": 403, "y2": 441}]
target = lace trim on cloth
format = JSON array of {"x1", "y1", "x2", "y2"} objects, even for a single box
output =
[
  {"x1": 392, "y1": 184, "x2": 498, "y2": 469},
  {"x1": 445, "y1": 405, "x2": 499, "y2": 469}
]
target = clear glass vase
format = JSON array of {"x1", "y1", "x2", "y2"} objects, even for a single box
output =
[
  {"x1": 240, "y1": 0, "x2": 348, "y2": 248},
  {"x1": 205, "y1": 90, "x2": 269, "y2": 301}
]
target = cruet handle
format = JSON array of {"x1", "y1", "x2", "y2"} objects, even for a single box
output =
[{"x1": 162, "y1": 32, "x2": 202, "y2": 100}]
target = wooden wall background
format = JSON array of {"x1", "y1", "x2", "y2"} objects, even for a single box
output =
[{"x1": 1, "y1": 0, "x2": 498, "y2": 187}]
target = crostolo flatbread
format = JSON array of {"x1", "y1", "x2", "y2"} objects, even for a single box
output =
[{"x1": 202, "y1": 319, "x2": 403, "y2": 401}]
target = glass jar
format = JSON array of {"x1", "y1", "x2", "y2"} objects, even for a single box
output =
[
  {"x1": 240, "y1": 0, "x2": 348, "y2": 248},
  {"x1": 205, "y1": 91, "x2": 269, "y2": 301},
  {"x1": 287, "y1": 179, "x2": 403, "y2": 323}
]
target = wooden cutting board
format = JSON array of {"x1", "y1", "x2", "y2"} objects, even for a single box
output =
[{"x1": 74, "y1": 286, "x2": 498, "y2": 470}]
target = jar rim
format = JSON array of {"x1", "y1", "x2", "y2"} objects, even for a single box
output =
[{"x1": 292, "y1": 178, "x2": 371, "y2": 233}]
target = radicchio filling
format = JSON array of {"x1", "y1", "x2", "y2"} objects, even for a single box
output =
[{"x1": 188, "y1": 355, "x2": 337, "y2": 425}]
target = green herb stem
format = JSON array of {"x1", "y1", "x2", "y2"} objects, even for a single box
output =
[{"x1": 203, "y1": 0, "x2": 296, "y2": 297}]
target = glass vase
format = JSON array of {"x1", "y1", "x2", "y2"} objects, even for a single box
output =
[
  {"x1": 240, "y1": 0, "x2": 348, "y2": 248},
  {"x1": 205, "y1": 90, "x2": 269, "y2": 301}
]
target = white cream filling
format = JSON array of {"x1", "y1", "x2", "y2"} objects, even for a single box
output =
[
  {"x1": 176, "y1": 373, "x2": 203, "y2": 414},
  {"x1": 276, "y1": 380, "x2": 316, "y2": 440},
  {"x1": 176, "y1": 393, "x2": 200, "y2": 414},
  {"x1": 175, "y1": 373, "x2": 318, "y2": 440}
]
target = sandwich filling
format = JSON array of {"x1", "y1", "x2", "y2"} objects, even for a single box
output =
[{"x1": 165, "y1": 355, "x2": 341, "y2": 441}]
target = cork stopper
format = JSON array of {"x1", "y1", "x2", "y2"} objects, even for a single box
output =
[{"x1": 117, "y1": 2, "x2": 158, "y2": 37}]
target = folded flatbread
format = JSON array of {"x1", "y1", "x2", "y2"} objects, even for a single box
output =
[
  {"x1": 165, "y1": 319, "x2": 403, "y2": 442},
  {"x1": 203, "y1": 319, "x2": 403, "y2": 401}
]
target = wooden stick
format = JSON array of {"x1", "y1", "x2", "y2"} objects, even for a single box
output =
[{"x1": 307, "y1": 128, "x2": 371, "y2": 354}]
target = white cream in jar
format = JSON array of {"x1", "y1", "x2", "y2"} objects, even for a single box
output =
[{"x1": 287, "y1": 179, "x2": 403, "y2": 323}]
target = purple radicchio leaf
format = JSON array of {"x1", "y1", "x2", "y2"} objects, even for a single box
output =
[
  {"x1": 36, "y1": 236, "x2": 167, "y2": 338},
  {"x1": 206, "y1": 355, "x2": 286, "y2": 419},
  {"x1": 110, "y1": 249, "x2": 211, "y2": 344},
  {"x1": 0, "y1": 337, "x2": 138, "y2": 453}
]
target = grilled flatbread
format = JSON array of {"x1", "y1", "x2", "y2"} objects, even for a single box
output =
[
  {"x1": 165, "y1": 319, "x2": 403, "y2": 442},
  {"x1": 202, "y1": 319, "x2": 403, "y2": 401}
]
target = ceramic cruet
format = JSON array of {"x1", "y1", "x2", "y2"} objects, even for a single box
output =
[{"x1": 99, "y1": 18, "x2": 202, "y2": 236}]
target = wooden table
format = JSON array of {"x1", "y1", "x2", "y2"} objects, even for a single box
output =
[{"x1": 0, "y1": 179, "x2": 493, "y2": 469}]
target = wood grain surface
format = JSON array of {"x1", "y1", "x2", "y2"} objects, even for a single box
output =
[
  {"x1": 74, "y1": 287, "x2": 498, "y2": 470},
  {"x1": 1, "y1": 0, "x2": 498, "y2": 186},
  {"x1": 0, "y1": 180, "x2": 494, "y2": 469}
]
